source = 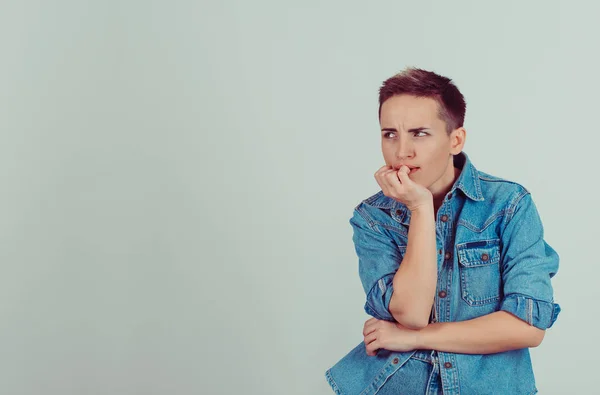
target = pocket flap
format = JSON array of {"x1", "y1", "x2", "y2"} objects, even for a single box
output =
[{"x1": 456, "y1": 239, "x2": 500, "y2": 267}]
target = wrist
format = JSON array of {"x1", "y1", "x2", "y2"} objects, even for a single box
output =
[
  {"x1": 415, "y1": 328, "x2": 425, "y2": 349},
  {"x1": 408, "y1": 200, "x2": 434, "y2": 214},
  {"x1": 415, "y1": 323, "x2": 437, "y2": 349}
]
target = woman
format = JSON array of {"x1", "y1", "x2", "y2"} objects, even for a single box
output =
[{"x1": 325, "y1": 67, "x2": 560, "y2": 395}]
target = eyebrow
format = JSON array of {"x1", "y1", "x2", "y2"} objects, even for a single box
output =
[{"x1": 381, "y1": 127, "x2": 430, "y2": 133}]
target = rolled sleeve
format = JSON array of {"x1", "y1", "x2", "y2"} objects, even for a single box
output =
[
  {"x1": 500, "y1": 294, "x2": 561, "y2": 329},
  {"x1": 499, "y1": 192, "x2": 561, "y2": 330},
  {"x1": 349, "y1": 208, "x2": 403, "y2": 322}
]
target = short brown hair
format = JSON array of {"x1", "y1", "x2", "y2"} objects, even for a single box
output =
[{"x1": 378, "y1": 67, "x2": 466, "y2": 134}]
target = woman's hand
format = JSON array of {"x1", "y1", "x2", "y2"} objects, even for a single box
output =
[
  {"x1": 374, "y1": 165, "x2": 433, "y2": 212},
  {"x1": 363, "y1": 317, "x2": 420, "y2": 356}
]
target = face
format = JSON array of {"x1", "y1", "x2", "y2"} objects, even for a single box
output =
[{"x1": 379, "y1": 94, "x2": 466, "y2": 199}]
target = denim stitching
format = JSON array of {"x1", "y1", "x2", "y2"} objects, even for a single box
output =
[
  {"x1": 505, "y1": 190, "x2": 531, "y2": 224},
  {"x1": 457, "y1": 210, "x2": 506, "y2": 233},
  {"x1": 377, "y1": 278, "x2": 386, "y2": 293},
  {"x1": 456, "y1": 239, "x2": 502, "y2": 306},
  {"x1": 411, "y1": 355, "x2": 434, "y2": 364},
  {"x1": 325, "y1": 369, "x2": 343, "y2": 394}
]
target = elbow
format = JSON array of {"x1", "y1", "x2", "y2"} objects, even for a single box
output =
[
  {"x1": 528, "y1": 328, "x2": 546, "y2": 348},
  {"x1": 390, "y1": 308, "x2": 429, "y2": 330},
  {"x1": 403, "y1": 320, "x2": 429, "y2": 330},
  {"x1": 389, "y1": 293, "x2": 430, "y2": 329}
]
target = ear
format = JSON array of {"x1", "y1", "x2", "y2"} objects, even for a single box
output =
[{"x1": 450, "y1": 127, "x2": 466, "y2": 155}]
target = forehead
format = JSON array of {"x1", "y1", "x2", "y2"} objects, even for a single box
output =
[{"x1": 380, "y1": 94, "x2": 442, "y2": 126}]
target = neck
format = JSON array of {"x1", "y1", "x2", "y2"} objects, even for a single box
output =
[{"x1": 433, "y1": 166, "x2": 460, "y2": 214}]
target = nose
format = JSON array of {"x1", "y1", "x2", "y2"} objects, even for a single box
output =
[{"x1": 395, "y1": 135, "x2": 414, "y2": 160}]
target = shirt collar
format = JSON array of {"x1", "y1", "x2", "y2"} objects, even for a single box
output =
[{"x1": 451, "y1": 151, "x2": 485, "y2": 202}]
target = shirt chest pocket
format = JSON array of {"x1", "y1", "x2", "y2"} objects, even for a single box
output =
[{"x1": 456, "y1": 239, "x2": 502, "y2": 306}]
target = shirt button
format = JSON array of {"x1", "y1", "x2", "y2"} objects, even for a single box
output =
[
  {"x1": 438, "y1": 249, "x2": 442, "y2": 255},
  {"x1": 444, "y1": 252, "x2": 451, "y2": 260},
  {"x1": 392, "y1": 358, "x2": 399, "y2": 364},
  {"x1": 481, "y1": 253, "x2": 489, "y2": 261},
  {"x1": 444, "y1": 362, "x2": 452, "y2": 369},
  {"x1": 395, "y1": 209, "x2": 401, "y2": 215},
  {"x1": 438, "y1": 290, "x2": 447, "y2": 298},
  {"x1": 441, "y1": 215, "x2": 448, "y2": 222}
]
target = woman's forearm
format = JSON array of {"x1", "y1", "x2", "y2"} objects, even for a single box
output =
[
  {"x1": 389, "y1": 202, "x2": 437, "y2": 329},
  {"x1": 416, "y1": 311, "x2": 545, "y2": 354}
]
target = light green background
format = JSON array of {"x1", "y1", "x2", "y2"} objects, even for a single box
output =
[{"x1": 0, "y1": 1, "x2": 592, "y2": 394}]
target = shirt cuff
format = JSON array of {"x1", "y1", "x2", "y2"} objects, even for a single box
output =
[
  {"x1": 500, "y1": 294, "x2": 561, "y2": 329},
  {"x1": 364, "y1": 276, "x2": 395, "y2": 321}
]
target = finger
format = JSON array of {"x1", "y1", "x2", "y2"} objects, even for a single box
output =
[
  {"x1": 363, "y1": 322, "x2": 378, "y2": 337},
  {"x1": 373, "y1": 166, "x2": 389, "y2": 184},
  {"x1": 383, "y1": 169, "x2": 403, "y2": 191},
  {"x1": 375, "y1": 165, "x2": 391, "y2": 175},
  {"x1": 374, "y1": 165, "x2": 393, "y2": 182},
  {"x1": 377, "y1": 167, "x2": 395, "y2": 178},
  {"x1": 375, "y1": 179, "x2": 390, "y2": 197},
  {"x1": 396, "y1": 166, "x2": 413, "y2": 185},
  {"x1": 365, "y1": 339, "x2": 380, "y2": 356},
  {"x1": 398, "y1": 165, "x2": 410, "y2": 175},
  {"x1": 385, "y1": 167, "x2": 403, "y2": 181},
  {"x1": 363, "y1": 318, "x2": 377, "y2": 336},
  {"x1": 364, "y1": 331, "x2": 377, "y2": 346},
  {"x1": 376, "y1": 169, "x2": 396, "y2": 194}
]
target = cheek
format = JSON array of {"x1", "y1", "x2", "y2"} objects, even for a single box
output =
[{"x1": 381, "y1": 147, "x2": 393, "y2": 163}]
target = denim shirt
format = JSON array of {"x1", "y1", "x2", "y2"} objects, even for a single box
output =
[{"x1": 325, "y1": 152, "x2": 561, "y2": 395}]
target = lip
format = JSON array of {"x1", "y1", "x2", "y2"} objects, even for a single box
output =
[{"x1": 396, "y1": 165, "x2": 420, "y2": 173}]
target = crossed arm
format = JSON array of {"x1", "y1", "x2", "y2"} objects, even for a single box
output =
[
  {"x1": 354, "y1": 193, "x2": 559, "y2": 355},
  {"x1": 363, "y1": 310, "x2": 545, "y2": 356}
]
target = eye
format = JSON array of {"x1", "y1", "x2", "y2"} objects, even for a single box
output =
[
  {"x1": 413, "y1": 131, "x2": 428, "y2": 137},
  {"x1": 383, "y1": 132, "x2": 396, "y2": 138}
]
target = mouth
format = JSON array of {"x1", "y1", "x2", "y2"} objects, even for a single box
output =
[{"x1": 394, "y1": 165, "x2": 420, "y2": 174}]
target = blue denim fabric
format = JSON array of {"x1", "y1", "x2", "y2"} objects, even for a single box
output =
[
  {"x1": 375, "y1": 350, "x2": 443, "y2": 395},
  {"x1": 325, "y1": 151, "x2": 560, "y2": 395}
]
